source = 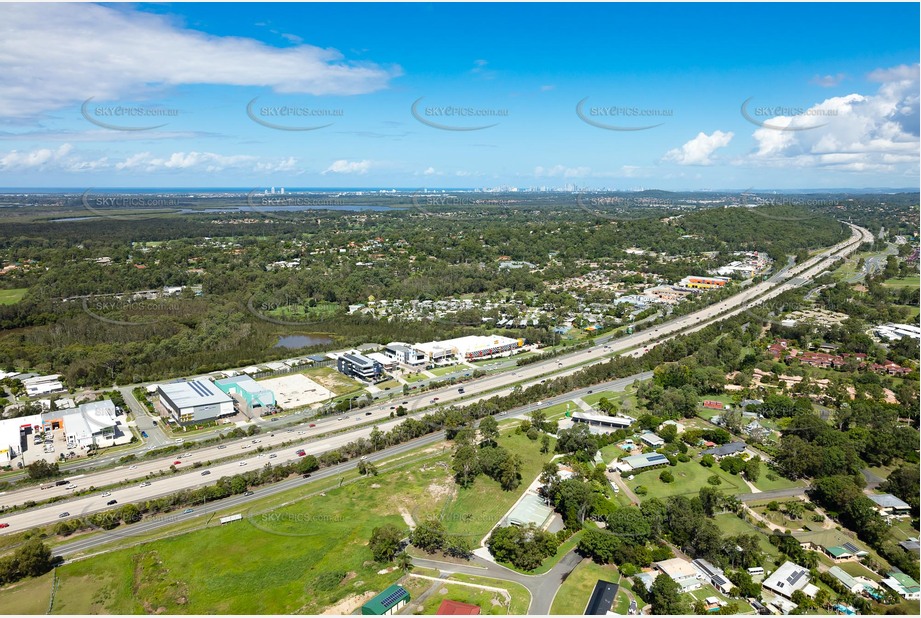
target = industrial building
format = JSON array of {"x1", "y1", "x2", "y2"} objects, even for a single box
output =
[
  {"x1": 214, "y1": 375, "x2": 276, "y2": 415},
  {"x1": 22, "y1": 374, "x2": 64, "y2": 397},
  {"x1": 412, "y1": 335, "x2": 523, "y2": 364},
  {"x1": 0, "y1": 400, "x2": 119, "y2": 464},
  {"x1": 383, "y1": 342, "x2": 424, "y2": 366},
  {"x1": 157, "y1": 379, "x2": 235, "y2": 425},
  {"x1": 677, "y1": 275, "x2": 731, "y2": 290},
  {"x1": 366, "y1": 352, "x2": 396, "y2": 371},
  {"x1": 337, "y1": 351, "x2": 384, "y2": 383},
  {"x1": 362, "y1": 585, "x2": 410, "y2": 615}
]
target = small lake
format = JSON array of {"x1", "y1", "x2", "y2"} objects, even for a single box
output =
[{"x1": 274, "y1": 334, "x2": 333, "y2": 349}]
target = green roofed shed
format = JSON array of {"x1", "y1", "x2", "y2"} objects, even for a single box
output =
[{"x1": 362, "y1": 585, "x2": 410, "y2": 615}]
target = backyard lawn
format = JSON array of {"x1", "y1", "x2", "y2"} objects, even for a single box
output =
[
  {"x1": 0, "y1": 288, "x2": 27, "y2": 305},
  {"x1": 548, "y1": 559, "x2": 619, "y2": 615},
  {"x1": 631, "y1": 459, "x2": 747, "y2": 501}
]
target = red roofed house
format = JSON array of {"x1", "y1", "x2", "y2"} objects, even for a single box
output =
[
  {"x1": 703, "y1": 400, "x2": 725, "y2": 410},
  {"x1": 437, "y1": 600, "x2": 481, "y2": 615}
]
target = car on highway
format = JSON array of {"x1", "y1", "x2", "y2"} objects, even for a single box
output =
[
  {"x1": 173, "y1": 460, "x2": 182, "y2": 465},
  {"x1": 337, "y1": 417, "x2": 344, "y2": 421},
  {"x1": 241, "y1": 445, "x2": 250, "y2": 449},
  {"x1": 183, "y1": 508, "x2": 194, "y2": 514},
  {"x1": 308, "y1": 423, "x2": 316, "y2": 428},
  {"x1": 140, "y1": 481, "x2": 151, "y2": 487},
  {"x1": 402, "y1": 401, "x2": 408, "y2": 405},
  {"x1": 217, "y1": 445, "x2": 227, "y2": 449},
  {"x1": 243, "y1": 491, "x2": 254, "y2": 496},
  {"x1": 587, "y1": 390, "x2": 593, "y2": 394},
  {"x1": 239, "y1": 461, "x2": 247, "y2": 466},
  {"x1": 390, "y1": 405, "x2": 395, "y2": 409},
  {"x1": 302, "y1": 473, "x2": 312, "y2": 479},
  {"x1": 296, "y1": 449, "x2": 306, "y2": 457},
  {"x1": 365, "y1": 411, "x2": 372, "y2": 415},
  {"x1": 66, "y1": 484, "x2": 77, "y2": 490},
  {"x1": 58, "y1": 512, "x2": 70, "y2": 518},
  {"x1": 251, "y1": 439, "x2": 261, "y2": 444},
  {"x1": 0, "y1": 523, "x2": 9, "y2": 528},
  {"x1": 269, "y1": 454, "x2": 277, "y2": 459},
  {"x1": 102, "y1": 491, "x2": 111, "y2": 497},
  {"x1": 107, "y1": 499, "x2": 118, "y2": 505},
  {"x1": 201, "y1": 470, "x2": 211, "y2": 476},
  {"x1": 175, "y1": 439, "x2": 183, "y2": 444}
]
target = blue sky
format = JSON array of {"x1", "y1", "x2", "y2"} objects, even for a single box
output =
[{"x1": 0, "y1": 2, "x2": 918, "y2": 189}]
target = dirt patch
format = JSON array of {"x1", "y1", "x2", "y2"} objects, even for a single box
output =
[
  {"x1": 377, "y1": 566, "x2": 398, "y2": 575},
  {"x1": 370, "y1": 483, "x2": 382, "y2": 489},
  {"x1": 320, "y1": 591, "x2": 376, "y2": 615},
  {"x1": 427, "y1": 479, "x2": 455, "y2": 501},
  {"x1": 399, "y1": 507, "x2": 416, "y2": 528}
]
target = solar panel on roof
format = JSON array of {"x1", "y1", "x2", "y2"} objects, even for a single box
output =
[
  {"x1": 648, "y1": 454, "x2": 667, "y2": 461},
  {"x1": 380, "y1": 589, "x2": 406, "y2": 607},
  {"x1": 787, "y1": 571, "x2": 804, "y2": 586},
  {"x1": 842, "y1": 542, "x2": 860, "y2": 553}
]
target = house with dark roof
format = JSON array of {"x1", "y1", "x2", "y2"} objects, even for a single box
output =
[
  {"x1": 700, "y1": 442, "x2": 746, "y2": 459},
  {"x1": 584, "y1": 580, "x2": 619, "y2": 615},
  {"x1": 798, "y1": 530, "x2": 868, "y2": 562},
  {"x1": 692, "y1": 558, "x2": 733, "y2": 594}
]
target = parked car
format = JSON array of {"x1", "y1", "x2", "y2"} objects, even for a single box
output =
[
  {"x1": 140, "y1": 431, "x2": 148, "y2": 438},
  {"x1": 107, "y1": 499, "x2": 118, "y2": 505}
]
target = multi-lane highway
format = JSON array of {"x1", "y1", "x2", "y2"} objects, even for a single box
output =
[{"x1": 0, "y1": 223, "x2": 869, "y2": 537}]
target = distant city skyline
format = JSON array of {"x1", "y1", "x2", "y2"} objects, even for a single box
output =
[{"x1": 0, "y1": 2, "x2": 918, "y2": 190}]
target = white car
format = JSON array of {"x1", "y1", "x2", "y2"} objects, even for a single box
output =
[
  {"x1": 129, "y1": 465, "x2": 138, "y2": 470},
  {"x1": 102, "y1": 492, "x2": 111, "y2": 497},
  {"x1": 239, "y1": 461, "x2": 247, "y2": 466}
]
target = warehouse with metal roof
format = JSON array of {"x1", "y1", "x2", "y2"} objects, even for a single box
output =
[{"x1": 157, "y1": 379, "x2": 234, "y2": 425}]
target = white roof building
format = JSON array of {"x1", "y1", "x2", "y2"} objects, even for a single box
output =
[{"x1": 762, "y1": 561, "x2": 819, "y2": 600}]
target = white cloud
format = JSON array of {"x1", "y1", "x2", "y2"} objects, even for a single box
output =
[
  {"x1": 811, "y1": 73, "x2": 846, "y2": 87},
  {"x1": 748, "y1": 64, "x2": 919, "y2": 173},
  {"x1": 0, "y1": 144, "x2": 299, "y2": 174},
  {"x1": 534, "y1": 164, "x2": 591, "y2": 178},
  {"x1": 323, "y1": 159, "x2": 371, "y2": 175},
  {"x1": 0, "y1": 4, "x2": 401, "y2": 118},
  {"x1": 422, "y1": 166, "x2": 439, "y2": 176},
  {"x1": 663, "y1": 130, "x2": 734, "y2": 165}
]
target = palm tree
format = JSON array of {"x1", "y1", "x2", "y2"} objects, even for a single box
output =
[{"x1": 396, "y1": 551, "x2": 413, "y2": 574}]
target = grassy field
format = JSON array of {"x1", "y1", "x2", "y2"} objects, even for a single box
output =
[
  {"x1": 882, "y1": 274, "x2": 920, "y2": 289},
  {"x1": 429, "y1": 365, "x2": 461, "y2": 377},
  {"x1": 301, "y1": 366, "x2": 364, "y2": 396},
  {"x1": 266, "y1": 301, "x2": 340, "y2": 321},
  {"x1": 439, "y1": 430, "x2": 556, "y2": 540},
  {"x1": 687, "y1": 585, "x2": 755, "y2": 614},
  {"x1": 0, "y1": 288, "x2": 27, "y2": 305},
  {"x1": 837, "y1": 560, "x2": 883, "y2": 582},
  {"x1": 548, "y1": 559, "x2": 619, "y2": 615},
  {"x1": 631, "y1": 459, "x2": 747, "y2": 501},
  {"x1": 750, "y1": 470, "x2": 806, "y2": 493},
  {"x1": 447, "y1": 574, "x2": 531, "y2": 614},
  {"x1": 415, "y1": 580, "x2": 517, "y2": 615},
  {"x1": 600, "y1": 444, "x2": 626, "y2": 463},
  {"x1": 375, "y1": 379, "x2": 401, "y2": 390},
  {"x1": 9, "y1": 446, "x2": 473, "y2": 614},
  {"x1": 404, "y1": 372, "x2": 428, "y2": 383},
  {"x1": 0, "y1": 571, "x2": 54, "y2": 614}
]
